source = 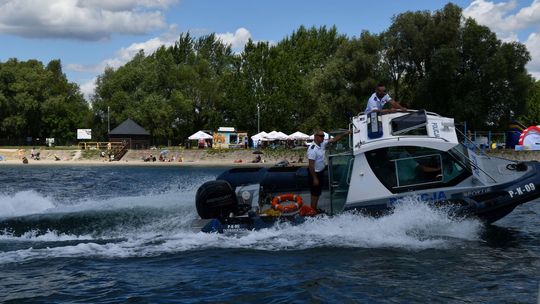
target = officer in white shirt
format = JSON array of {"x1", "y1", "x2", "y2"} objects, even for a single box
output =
[
  {"x1": 307, "y1": 129, "x2": 352, "y2": 211},
  {"x1": 364, "y1": 83, "x2": 406, "y2": 113}
]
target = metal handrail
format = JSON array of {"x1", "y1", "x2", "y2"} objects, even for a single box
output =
[
  {"x1": 78, "y1": 141, "x2": 124, "y2": 150},
  {"x1": 355, "y1": 109, "x2": 443, "y2": 118}
]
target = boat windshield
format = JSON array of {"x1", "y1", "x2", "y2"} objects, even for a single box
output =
[
  {"x1": 365, "y1": 145, "x2": 471, "y2": 193},
  {"x1": 328, "y1": 130, "x2": 352, "y2": 155}
]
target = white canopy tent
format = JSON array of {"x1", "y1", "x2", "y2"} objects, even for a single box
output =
[
  {"x1": 288, "y1": 131, "x2": 310, "y2": 140},
  {"x1": 262, "y1": 130, "x2": 280, "y2": 141},
  {"x1": 263, "y1": 131, "x2": 288, "y2": 141},
  {"x1": 251, "y1": 131, "x2": 268, "y2": 141},
  {"x1": 251, "y1": 131, "x2": 267, "y2": 148},
  {"x1": 188, "y1": 131, "x2": 213, "y2": 140},
  {"x1": 276, "y1": 132, "x2": 289, "y2": 140}
]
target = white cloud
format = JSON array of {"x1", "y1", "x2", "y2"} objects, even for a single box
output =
[
  {"x1": 70, "y1": 27, "x2": 255, "y2": 98},
  {"x1": 525, "y1": 32, "x2": 540, "y2": 79},
  {"x1": 511, "y1": 0, "x2": 540, "y2": 29},
  {"x1": 67, "y1": 25, "x2": 179, "y2": 73},
  {"x1": 0, "y1": 0, "x2": 177, "y2": 40},
  {"x1": 463, "y1": 0, "x2": 540, "y2": 33},
  {"x1": 79, "y1": 77, "x2": 97, "y2": 100},
  {"x1": 216, "y1": 27, "x2": 252, "y2": 50},
  {"x1": 78, "y1": 0, "x2": 176, "y2": 11},
  {"x1": 463, "y1": 0, "x2": 518, "y2": 32},
  {"x1": 463, "y1": 0, "x2": 540, "y2": 78}
]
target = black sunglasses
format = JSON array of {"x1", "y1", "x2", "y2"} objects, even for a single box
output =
[{"x1": 316, "y1": 134, "x2": 324, "y2": 137}]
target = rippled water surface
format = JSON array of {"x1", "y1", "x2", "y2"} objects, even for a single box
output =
[{"x1": 0, "y1": 165, "x2": 539, "y2": 303}]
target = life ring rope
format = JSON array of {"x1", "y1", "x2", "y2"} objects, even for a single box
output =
[{"x1": 271, "y1": 194, "x2": 303, "y2": 213}]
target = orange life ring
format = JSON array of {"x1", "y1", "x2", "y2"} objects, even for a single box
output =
[{"x1": 271, "y1": 194, "x2": 303, "y2": 213}]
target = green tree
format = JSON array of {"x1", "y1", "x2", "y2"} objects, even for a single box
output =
[
  {"x1": 380, "y1": 3, "x2": 533, "y2": 129},
  {"x1": 306, "y1": 31, "x2": 382, "y2": 131},
  {"x1": 0, "y1": 58, "x2": 90, "y2": 144},
  {"x1": 518, "y1": 80, "x2": 540, "y2": 125},
  {"x1": 92, "y1": 33, "x2": 234, "y2": 144}
]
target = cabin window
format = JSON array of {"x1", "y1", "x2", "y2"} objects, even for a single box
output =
[
  {"x1": 394, "y1": 153, "x2": 442, "y2": 187},
  {"x1": 391, "y1": 110, "x2": 428, "y2": 136},
  {"x1": 365, "y1": 146, "x2": 471, "y2": 193}
]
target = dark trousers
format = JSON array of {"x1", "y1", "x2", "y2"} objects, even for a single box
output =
[{"x1": 308, "y1": 170, "x2": 325, "y2": 196}]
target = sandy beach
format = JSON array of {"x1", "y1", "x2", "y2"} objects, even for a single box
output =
[
  {"x1": 0, "y1": 148, "x2": 307, "y2": 167},
  {"x1": 0, "y1": 147, "x2": 538, "y2": 166}
]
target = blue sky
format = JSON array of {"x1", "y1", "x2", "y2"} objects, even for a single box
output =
[{"x1": 0, "y1": 0, "x2": 539, "y2": 99}]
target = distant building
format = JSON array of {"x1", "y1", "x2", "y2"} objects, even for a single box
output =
[
  {"x1": 109, "y1": 118, "x2": 150, "y2": 149},
  {"x1": 213, "y1": 127, "x2": 248, "y2": 149}
]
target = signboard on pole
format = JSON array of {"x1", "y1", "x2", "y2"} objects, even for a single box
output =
[{"x1": 77, "y1": 129, "x2": 92, "y2": 140}]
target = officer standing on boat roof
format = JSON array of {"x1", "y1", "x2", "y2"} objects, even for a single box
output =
[
  {"x1": 308, "y1": 129, "x2": 351, "y2": 212},
  {"x1": 365, "y1": 83, "x2": 407, "y2": 113}
]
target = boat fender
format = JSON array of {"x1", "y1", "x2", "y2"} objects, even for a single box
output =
[{"x1": 271, "y1": 194, "x2": 303, "y2": 213}]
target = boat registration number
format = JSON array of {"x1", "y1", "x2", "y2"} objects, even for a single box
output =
[{"x1": 508, "y1": 183, "x2": 536, "y2": 198}]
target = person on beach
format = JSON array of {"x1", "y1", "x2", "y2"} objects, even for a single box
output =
[
  {"x1": 364, "y1": 83, "x2": 407, "y2": 113},
  {"x1": 307, "y1": 129, "x2": 351, "y2": 212}
]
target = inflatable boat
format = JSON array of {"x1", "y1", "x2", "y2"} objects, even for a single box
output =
[{"x1": 192, "y1": 110, "x2": 540, "y2": 233}]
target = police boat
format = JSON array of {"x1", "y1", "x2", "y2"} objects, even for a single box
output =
[{"x1": 191, "y1": 110, "x2": 540, "y2": 233}]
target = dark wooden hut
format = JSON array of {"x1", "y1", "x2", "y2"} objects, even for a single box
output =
[{"x1": 109, "y1": 118, "x2": 150, "y2": 149}]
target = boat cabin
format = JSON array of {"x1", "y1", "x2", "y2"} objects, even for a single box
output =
[{"x1": 327, "y1": 110, "x2": 473, "y2": 212}]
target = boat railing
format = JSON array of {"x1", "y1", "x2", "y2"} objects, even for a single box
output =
[
  {"x1": 454, "y1": 127, "x2": 490, "y2": 156},
  {"x1": 449, "y1": 142, "x2": 498, "y2": 183},
  {"x1": 355, "y1": 109, "x2": 443, "y2": 118},
  {"x1": 353, "y1": 135, "x2": 452, "y2": 150}
]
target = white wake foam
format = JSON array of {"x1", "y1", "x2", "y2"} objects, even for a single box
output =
[
  {"x1": 0, "y1": 229, "x2": 94, "y2": 242},
  {"x1": 0, "y1": 198, "x2": 484, "y2": 264},
  {"x1": 50, "y1": 189, "x2": 198, "y2": 213},
  {"x1": 0, "y1": 188, "x2": 197, "y2": 218},
  {"x1": 0, "y1": 190, "x2": 56, "y2": 218}
]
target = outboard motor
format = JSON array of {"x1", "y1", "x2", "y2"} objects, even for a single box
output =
[{"x1": 196, "y1": 180, "x2": 238, "y2": 219}]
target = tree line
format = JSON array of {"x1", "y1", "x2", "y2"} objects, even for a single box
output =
[{"x1": 1, "y1": 3, "x2": 539, "y2": 146}]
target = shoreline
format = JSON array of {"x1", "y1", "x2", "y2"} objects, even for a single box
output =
[
  {"x1": 0, "y1": 148, "x2": 307, "y2": 167},
  {"x1": 0, "y1": 147, "x2": 538, "y2": 166},
  {"x1": 0, "y1": 159, "x2": 281, "y2": 167}
]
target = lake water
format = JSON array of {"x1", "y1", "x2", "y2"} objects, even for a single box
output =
[{"x1": 0, "y1": 165, "x2": 539, "y2": 303}]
